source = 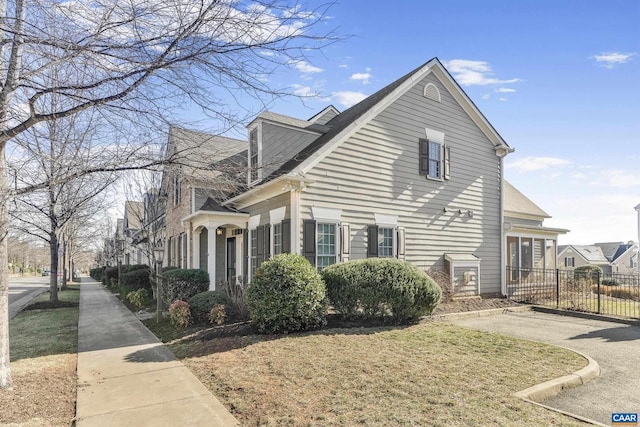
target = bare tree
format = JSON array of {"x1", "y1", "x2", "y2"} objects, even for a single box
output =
[{"x1": 0, "y1": 0, "x2": 335, "y2": 389}]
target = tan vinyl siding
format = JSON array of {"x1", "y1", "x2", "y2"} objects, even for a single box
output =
[
  {"x1": 261, "y1": 123, "x2": 319, "y2": 179},
  {"x1": 194, "y1": 188, "x2": 214, "y2": 211},
  {"x1": 245, "y1": 192, "x2": 291, "y2": 226},
  {"x1": 300, "y1": 72, "x2": 503, "y2": 294}
]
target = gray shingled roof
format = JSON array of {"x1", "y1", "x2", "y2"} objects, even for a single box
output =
[
  {"x1": 503, "y1": 180, "x2": 549, "y2": 218},
  {"x1": 567, "y1": 245, "x2": 609, "y2": 264}
]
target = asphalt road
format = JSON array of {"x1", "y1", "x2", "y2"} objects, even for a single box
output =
[
  {"x1": 451, "y1": 311, "x2": 640, "y2": 425},
  {"x1": 8, "y1": 276, "x2": 49, "y2": 318}
]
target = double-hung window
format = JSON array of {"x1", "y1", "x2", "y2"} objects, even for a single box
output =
[
  {"x1": 250, "y1": 229, "x2": 258, "y2": 277},
  {"x1": 317, "y1": 223, "x2": 337, "y2": 270},
  {"x1": 565, "y1": 257, "x2": 575, "y2": 268},
  {"x1": 419, "y1": 133, "x2": 450, "y2": 181},
  {"x1": 273, "y1": 223, "x2": 282, "y2": 255},
  {"x1": 378, "y1": 227, "x2": 394, "y2": 257}
]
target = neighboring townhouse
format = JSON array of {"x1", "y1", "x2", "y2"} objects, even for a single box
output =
[
  {"x1": 595, "y1": 241, "x2": 637, "y2": 274},
  {"x1": 174, "y1": 58, "x2": 525, "y2": 296},
  {"x1": 123, "y1": 201, "x2": 146, "y2": 265},
  {"x1": 161, "y1": 126, "x2": 247, "y2": 270},
  {"x1": 558, "y1": 245, "x2": 611, "y2": 274},
  {"x1": 503, "y1": 181, "x2": 568, "y2": 283}
]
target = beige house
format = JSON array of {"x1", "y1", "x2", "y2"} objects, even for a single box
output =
[
  {"x1": 163, "y1": 58, "x2": 531, "y2": 296},
  {"x1": 558, "y1": 242, "x2": 638, "y2": 275}
]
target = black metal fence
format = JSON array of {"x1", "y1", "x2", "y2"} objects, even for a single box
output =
[{"x1": 506, "y1": 267, "x2": 640, "y2": 319}]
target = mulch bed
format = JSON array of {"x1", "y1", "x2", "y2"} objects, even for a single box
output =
[{"x1": 23, "y1": 300, "x2": 79, "y2": 310}]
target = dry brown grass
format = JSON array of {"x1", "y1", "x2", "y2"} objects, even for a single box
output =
[
  {"x1": 161, "y1": 322, "x2": 589, "y2": 426},
  {"x1": 0, "y1": 285, "x2": 79, "y2": 426}
]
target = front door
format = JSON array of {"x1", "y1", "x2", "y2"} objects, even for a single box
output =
[{"x1": 227, "y1": 237, "x2": 236, "y2": 282}]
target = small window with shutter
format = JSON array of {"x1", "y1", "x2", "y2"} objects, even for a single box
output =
[{"x1": 419, "y1": 138, "x2": 450, "y2": 181}]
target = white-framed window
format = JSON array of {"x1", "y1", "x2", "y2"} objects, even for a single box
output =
[
  {"x1": 565, "y1": 257, "x2": 575, "y2": 267},
  {"x1": 273, "y1": 223, "x2": 282, "y2": 255},
  {"x1": 250, "y1": 229, "x2": 258, "y2": 277},
  {"x1": 428, "y1": 141, "x2": 442, "y2": 179},
  {"x1": 317, "y1": 222, "x2": 337, "y2": 271},
  {"x1": 378, "y1": 227, "x2": 395, "y2": 257},
  {"x1": 419, "y1": 128, "x2": 449, "y2": 181}
]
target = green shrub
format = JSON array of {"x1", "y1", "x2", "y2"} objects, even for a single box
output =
[
  {"x1": 90, "y1": 268, "x2": 104, "y2": 282},
  {"x1": 162, "y1": 266, "x2": 179, "y2": 273},
  {"x1": 120, "y1": 268, "x2": 151, "y2": 291},
  {"x1": 103, "y1": 266, "x2": 119, "y2": 288},
  {"x1": 188, "y1": 291, "x2": 236, "y2": 324},
  {"x1": 125, "y1": 264, "x2": 148, "y2": 273},
  {"x1": 162, "y1": 269, "x2": 209, "y2": 304},
  {"x1": 247, "y1": 253, "x2": 327, "y2": 334},
  {"x1": 322, "y1": 258, "x2": 442, "y2": 324},
  {"x1": 127, "y1": 289, "x2": 150, "y2": 309},
  {"x1": 219, "y1": 280, "x2": 250, "y2": 320},
  {"x1": 574, "y1": 265, "x2": 603, "y2": 282},
  {"x1": 602, "y1": 278, "x2": 619, "y2": 286},
  {"x1": 169, "y1": 300, "x2": 191, "y2": 328}
]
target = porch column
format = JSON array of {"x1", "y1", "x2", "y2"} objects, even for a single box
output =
[
  {"x1": 206, "y1": 226, "x2": 216, "y2": 290},
  {"x1": 192, "y1": 229, "x2": 201, "y2": 269},
  {"x1": 186, "y1": 226, "x2": 192, "y2": 269}
]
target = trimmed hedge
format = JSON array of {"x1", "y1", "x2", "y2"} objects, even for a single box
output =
[
  {"x1": 247, "y1": 253, "x2": 327, "y2": 334},
  {"x1": 188, "y1": 291, "x2": 236, "y2": 324},
  {"x1": 103, "y1": 266, "x2": 119, "y2": 289},
  {"x1": 162, "y1": 269, "x2": 209, "y2": 304},
  {"x1": 120, "y1": 268, "x2": 151, "y2": 291},
  {"x1": 89, "y1": 268, "x2": 104, "y2": 282},
  {"x1": 125, "y1": 264, "x2": 149, "y2": 273},
  {"x1": 322, "y1": 258, "x2": 442, "y2": 324},
  {"x1": 574, "y1": 265, "x2": 603, "y2": 282}
]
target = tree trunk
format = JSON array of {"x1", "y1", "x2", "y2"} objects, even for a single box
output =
[
  {"x1": 49, "y1": 234, "x2": 59, "y2": 302},
  {"x1": 61, "y1": 239, "x2": 68, "y2": 290},
  {"x1": 0, "y1": 143, "x2": 12, "y2": 389}
]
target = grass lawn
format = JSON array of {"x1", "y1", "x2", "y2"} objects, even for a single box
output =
[
  {"x1": 147, "y1": 319, "x2": 590, "y2": 426},
  {"x1": 0, "y1": 284, "x2": 79, "y2": 426}
]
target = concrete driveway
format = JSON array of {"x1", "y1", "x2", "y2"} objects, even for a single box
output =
[{"x1": 450, "y1": 310, "x2": 640, "y2": 425}]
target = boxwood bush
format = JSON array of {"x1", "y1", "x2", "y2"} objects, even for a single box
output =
[
  {"x1": 188, "y1": 290, "x2": 236, "y2": 324},
  {"x1": 573, "y1": 265, "x2": 603, "y2": 282},
  {"x1": 247, "y1": 253, "x2": 327, "y2": 334},
  {"x1": 103, "y1": 266, "x2": 119, "y2": 289},
  {"x1": 90, "y1": 267, "x2": 104, "y2": 282},
  {"x1": 120, "y1": 267, "x2": 151, "y2": 291},
  {"x1": 322, "y1": 258, "x2": 442, "y2": 324},
  {"x1": 162, "y1": 268, "x2": 209, "y2": 304}
]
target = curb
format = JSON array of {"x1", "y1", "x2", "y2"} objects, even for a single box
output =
[
  {"x1": 9, "y1": 287, "x2": 48, "y2": 320},
  {"x1": 531, "y1": 305, "x2": 640, "y2": 327},
  {"x1": 515, "y1": 349, "x2": 605, "y2": 426},
  {"x1": 429, "y1": 304, "x2": 532, "y2": 322},
  {"x1": 438, "y1": 305, "x2": 605, "y2": 425}
]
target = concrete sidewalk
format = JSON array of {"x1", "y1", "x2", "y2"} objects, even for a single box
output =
[{"x1": 76, "y1": 279, "x2": 239, "y2": 426}]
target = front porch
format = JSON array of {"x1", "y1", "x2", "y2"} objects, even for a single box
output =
[{"x1": 183, "y1": 208, "x2": 249, "y2": 290}]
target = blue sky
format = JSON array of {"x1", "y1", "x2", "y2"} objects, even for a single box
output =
[{"x1": 193, "y1": 0, "x2": 640, "y2": 245}]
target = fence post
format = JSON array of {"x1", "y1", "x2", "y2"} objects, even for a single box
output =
[
  {"x1": 596, "y1": 270, "x2": 601, "y2": 314},
  {"x1": 556, "y1": 268, "x2": 560, "y2": 310}
]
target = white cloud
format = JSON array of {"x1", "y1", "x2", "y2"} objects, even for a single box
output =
[
  {"x1": 291, "y1": 84, "x2": 316, "y2": 97},
  {"x1": 482, "y1": 94, "x2": 491, "y2": 100},
  {"x1": 496, "y1": 88, "x2": 516, "y2": 93},
  {"x1": 290, "y1": 60, "x2": 323, "y2": 74},
  {"x1": 507, "y1": 156, "x2": 571, "y2": 172},
  {"x1": 339, "y1": 64, "x2": 349, "y2": 68},
  {"x1": 592, "y1": 52, "x2": 635, "y2": 69},
  {"x1": 350, "y1": 71, "x2": 372, "y2": 84},
  {"x1": 499, "y1": 97, "x2": 508, "y2": 102},
  {"x1": 443, "y1": 59, "x2": 520, "y2": 86},
  {"x1": 331, "y1": 91, "x2": 367, "y2": 108}
]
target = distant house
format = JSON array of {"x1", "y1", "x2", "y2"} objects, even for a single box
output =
[
  {"x1": 162, "y1": 58, "x2": 541, "y2": 296},
  {"x1": 503, "y1": 181, "x2": 568, "y2": 283},
  {"x1": 557, "y1": 242, "x2": 638, "y2": 275},
  {"x1": 123, "y1": 201, "x2": 145, "y2": 265}
]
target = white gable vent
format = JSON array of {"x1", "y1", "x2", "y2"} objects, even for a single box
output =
[{"x1": 423, "y1": 82, "x2": 441, "y2": 102}]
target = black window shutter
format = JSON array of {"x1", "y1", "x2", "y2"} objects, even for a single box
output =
[
  {"x1": 243, "y1": 229, "x2": 248, "y2": 281},
  {"x1": 281, "y1": 219, "x2": 291, "y2": 253},
  {"x1": 256, "y1": 225, "x2": 264, "y2": 267},
  {"x1": 303, "y1": 219, "x2": 316, "y2": 266},
  {"x1": 367, "y1": 225, "x2": 379, "y2": 258},
  {"x1": 444, "y1": 145, "x2": 451, "y2": 180},
  {"x1": 419, "y1": 138, "x2": 430, "y2": 175},
  {"x1": 264, "y1": 224, "x2": 271, "y2": 260}
]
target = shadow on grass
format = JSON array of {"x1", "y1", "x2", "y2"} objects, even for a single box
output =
[{"x1": 157, "y1": 314, "x2": 414, "y2": 359}]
